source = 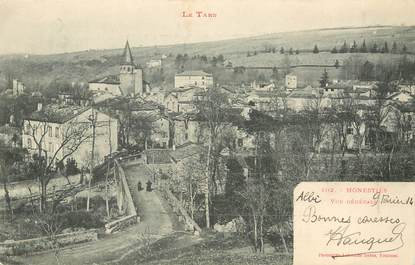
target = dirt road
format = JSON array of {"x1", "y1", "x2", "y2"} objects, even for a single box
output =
[{"x1": 9, "y1": 164, "x2": 177, "y2": 265}]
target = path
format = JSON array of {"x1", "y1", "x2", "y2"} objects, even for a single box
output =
[{"x1": 9, "y1": 163, "x2": 179, "y2": 265}]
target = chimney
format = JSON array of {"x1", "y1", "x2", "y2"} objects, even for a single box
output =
[{"x1": 37, "y1": 102, "x2": 43, "y2": 111}]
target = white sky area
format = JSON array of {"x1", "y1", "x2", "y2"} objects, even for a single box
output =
[{"x1": 1, "y1": 0, "x2": 415, "y2": 55}]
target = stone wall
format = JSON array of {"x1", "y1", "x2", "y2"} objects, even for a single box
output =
[
  {"x1": 105, "y1": 214, "x2": 138, "y2": 234},
  {"x1": 0, "y1": 229, "x2": 98, "y2": 256},
  {"x1": 160, "y1": 187, "x2": 202, "y2": 233}
]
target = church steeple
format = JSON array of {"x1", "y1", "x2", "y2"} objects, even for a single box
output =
[{"x1": 121, "y1": 40, "x2": 135, "y2": 66}]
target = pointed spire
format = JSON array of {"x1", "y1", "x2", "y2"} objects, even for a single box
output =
[{"x1": 122, "y1": 40, "x2": 134, "y2": 65}]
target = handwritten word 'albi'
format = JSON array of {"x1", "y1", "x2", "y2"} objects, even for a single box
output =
[
  {"x1": 181, "y1": 11, "x2": 217, "y2": 18},
  {"x1": 296, "y1": 191, "x2": 321, "y2": 203}
]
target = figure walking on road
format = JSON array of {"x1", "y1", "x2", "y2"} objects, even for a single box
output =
[
  {"x1": 137, "y1": 181, "x2": 143, "y2": 191},
  {"x1": 146, "y1": 180, "x2": 152, "y2": 192}
]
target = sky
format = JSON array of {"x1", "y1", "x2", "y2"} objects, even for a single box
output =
[{"x1": 1, "y1": 0, "x2": 415, "y2": 55}]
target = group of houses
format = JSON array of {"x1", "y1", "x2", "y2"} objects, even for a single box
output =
[{"x1": 1, "y1": 40, "x2": 412, "y2": 172}]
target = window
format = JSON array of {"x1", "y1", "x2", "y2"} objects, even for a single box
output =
[
  {"x1": 27, "y1": 138, "x2": 32, "y2": 149},
  {"x1": 185, "y1": 133, "x2": 189, "y2": 140},
  {"x1": 48, "y1": 126, "x2": 52, "y2": 137},
  {"x1": 195, "y1": 81, "x2": 197, "y2": 85},
  {"x1": 48, "y1": 142, "x2": 53, "y2": 153},
  {"x1": 347, "y1": 128, "x2": 354, "y2": 135},
  {"x1": 237, "y1": 138, "x2": 244, "y2": 147},
  {"x1": 55, "y1": 127, "x2": 59, "y2": 138},
  {"x1": 26, "y1": 124, "x2": 31, "y2": 134},
  {"x1": 105, "y1": 87, "x2": 108, "y2": 91}
]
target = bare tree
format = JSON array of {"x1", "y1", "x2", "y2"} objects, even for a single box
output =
[
  {"x1": 195, "y1": 87, "x2": 230, "y2": 228},
  {"x1": 25, "y1": 115, "x2": 91, "y2": 212}
]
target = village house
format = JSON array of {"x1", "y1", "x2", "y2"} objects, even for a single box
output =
[
  {"x1": 12, "y1": 79, "x2": 26, "y2": 96},
  {"x1": 386, "y1": 92, "x2": 414, "y2": 103},
  {"x1": 174, "y1": 70, "x2": 213, "y2": 89},
  {"x1": 164, "y1": 86, "x2": 206, "y2": 113},
  {"x1": 170, "y1": 112, "x2": 202, "y2": 146},
  {"x1": 133, "y1": 112, "x2": 171, "y2": 149},
  {"x1": 285, "y1": 74, "x2": 297, "y2": 89},
  {"x1": 251, "y1": 80, "x2": 275, "y2": 92},
  {"x1": 381, "y1": 101, "x2": 415, "y2": 143},
  {"x1": 22, "y1": 103, "x2": 118, "y2": 168},
  {"x1": 88, "y1": 75, "x2": 122, "y2": 96},
  {"x1": 398, "y1": 82, "x2": 415, "y2": 95},
  {"x1": 146, "y1": 59, "x2": 162, "y2": 68}
]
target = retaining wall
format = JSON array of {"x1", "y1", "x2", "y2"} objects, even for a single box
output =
[{"x1": 0, "y1": 229, "x2": 98, "y2": 256}]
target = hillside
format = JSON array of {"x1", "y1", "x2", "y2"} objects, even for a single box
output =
[{"x1": 1, "y1": 25, "x2": 414, "y2": 90}]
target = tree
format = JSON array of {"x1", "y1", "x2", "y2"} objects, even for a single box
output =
[
  {"x1": 319, "y1": 69, "x2": 329, "y2": 88},
  {"x1": 350, "y1": 40, "x2": 358, "y2": 53},
  {"x1": 195, "y1": 88, "x2": 231, "y2": 228},
  {"x1": 360, "y1": 40, "x2": 368, "y2": 53},
  {"x1": 381, "y1": 42, "x2": 389, "y2": 53},
  {"x1": 271, "y1": 67, "x2": 279, "y2": 81},
  {"x1": 402, "y1": 44, "x2": 408, "y2": 54},
  {"x1": 295, "y1": 49, "x2": 300, "y2": 55},
  {"x1": 0, "y1": 142, "x2": 25, "y2": 221},
  {"x1": 331, "y1": 47, "x2": 338, "y2": 54},
  {"x1": 370, "y1": 43, "x2": 378, "y2": 53},
  {"x1": 334, "y1": 59, "x2": 340, "y2": 69},
  {"x1": 65, "y1": 158, "x2": 80, "y2": 176},
  {"x1": 25, "y1": 115, "x2": 91, "y2": 212},
  {"x1": 289, "y1": 48, "x2": 294, "y2": 55},
  {"x1": 359, "y1": 60, "x2": 375, "y2": 81},
  {"x1": 313, "y1": 44, "x2": 319, "y2": 54},
  {"x1": 281, "y1": 55, "x2": 291, "y2": 76},
  {"x1": 391, "y1": 41, "x2": 398, "y2": 54},
  {"x1": 280, "y1": 47, "x2": 285, "y2": 54},
  {"x1": 340, "y1": 41, "x2": 348, "y2": 53}
]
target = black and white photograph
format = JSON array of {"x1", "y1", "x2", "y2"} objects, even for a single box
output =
[{"x1": 0, "y1": 0, "x2": 414, "y2": 264}]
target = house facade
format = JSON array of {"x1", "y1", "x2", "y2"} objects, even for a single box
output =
[
  {"x1": 174, "y1": 70, "x2": 213, "y2": 89},
  {"x1": 22, "y1": 104, "x2": 118, "y2": 168}
]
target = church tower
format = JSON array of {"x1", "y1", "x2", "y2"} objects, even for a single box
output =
[{"x1": 119, "y1": 41, "x2": 143, "y2": 96}]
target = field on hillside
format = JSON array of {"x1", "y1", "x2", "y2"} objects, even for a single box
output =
[{"x1": 1, "y1": 26, "x2": 415, "y2": 91}]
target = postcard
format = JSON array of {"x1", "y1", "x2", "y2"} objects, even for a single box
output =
[{"x1": 1, "y1": 1, "x2": 415, "y2": 264}]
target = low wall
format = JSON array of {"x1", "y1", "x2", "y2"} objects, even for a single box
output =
[
  {"x1": 0, "y1": 229, "x2": 98, "y2": 256},
  {"x1": 105, "y1": 214, "x2": 139, "y2": 234},
  {"x1": 160, "y1": 188, "x2": 202, "y2": 233},
  {"x1": 113, "y1": 160, "x2": 140, "y2": 233}
]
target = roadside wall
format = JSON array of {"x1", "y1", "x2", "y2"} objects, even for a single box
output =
[{"x1": 0, "y1": 229, "x2": 98, "y2": 256}]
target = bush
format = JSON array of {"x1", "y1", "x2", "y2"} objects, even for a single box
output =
[
  {"x1": 58, "y1": 211, "x2": 104, "y2": 230},
  {"x1": 66, "y1": 158, "x2": 80, "y2": 176}
]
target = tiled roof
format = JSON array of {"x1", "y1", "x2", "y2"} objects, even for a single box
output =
[
  {"x1": 96, "y1": 97, "x2": 161, "y2": 111},
  {"x1": 89, "y1": 75, "x2": 120, "y2": 85},
  {"x1": 144, "y1": 149, "x2": 172, "y2": 164},
  {"x1": 133, "y1": 112, "x2": 166, "y2": 123},
  {"x1": 170, "y1": 142, "x2": 205, "y2": 162},
  {"x1": 27, "y1": 104, "x2": 90, "y2": 124},
  {"x1": 175, "y1": 70, "x2": 212, "y2": 76},
  {"x1": 288, "y1": 89, "x2": 319, "y2": 99}
]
